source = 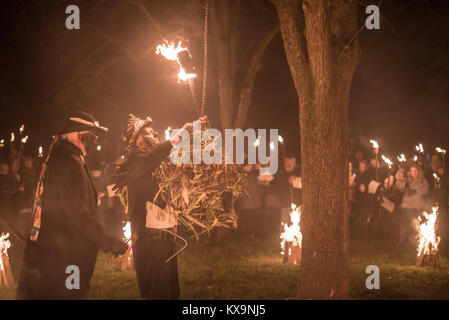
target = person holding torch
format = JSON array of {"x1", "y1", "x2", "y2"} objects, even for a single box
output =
[{"x1": 121, "y1": 114, "x2": 207, "y2": 300}]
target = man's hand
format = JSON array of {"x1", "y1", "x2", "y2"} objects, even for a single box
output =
[
  {"x1": 111, "y1": 239, "x2": 129, "y2": 257},
  {"x1": 170, "y1": 116, "x2": 208, "y2": 146}
]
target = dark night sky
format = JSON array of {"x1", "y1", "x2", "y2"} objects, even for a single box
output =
[{"x1": 1, "y1": 0, "x2": 448, "y2": 161}]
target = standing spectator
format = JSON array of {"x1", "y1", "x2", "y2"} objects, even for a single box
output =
[
  {"x1": 0, "y1": 163, "x2": 19, "y2": 220},
  {"x1": 18, "y1": 156, "x2": 36, "y2": 214},
  {"x1": 235, "y1": 164, "x2": 263, "y2": 238},
  {"x1": 275, "y1": 156, "x2": 301, "y2": 226},
  {"x1": 395, "y1": 164, "x2": 429, "y2": 248}
]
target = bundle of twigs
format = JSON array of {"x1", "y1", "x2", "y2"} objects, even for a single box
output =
[{"x1": 154, "y1": 140, "x2": 246, "y2": 238}]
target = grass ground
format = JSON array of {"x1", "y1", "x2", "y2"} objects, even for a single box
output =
[{"x1": 1, "y1": 234, "x2": 449, "y2": 300}]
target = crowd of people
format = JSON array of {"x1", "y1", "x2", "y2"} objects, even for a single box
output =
[
  {"x1": 1, "y1": 112, "x2": 448, "y2": 300},
  {"x1": 349, "y1": 148, "x2": 448, "y2": 250}
]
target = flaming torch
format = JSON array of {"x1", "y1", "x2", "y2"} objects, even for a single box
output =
[
  {"x1": 112, "y1": 222, "x2": 134, "y2": 271},
  {"x1": 416, "y1": 207, "x2": 441, "y2": 267},
  {"x1": 280, "y1": 204, "x2": 302, "y2": 264},
  {"x1": 370, "y1": 140, "x2": 380, "y2": 180},
  {"x1": 156, "y1": 41, "x2": 199, "y2": 115},
  {"x1": 415, "y1": 143, "x2": 424, "y2": 154},
  {"x1": 0, "y1": 233, "x2": 14, "y2": 286},
  {"x1": 397, "y1": 154, "x2": 406, "y2": 163}
]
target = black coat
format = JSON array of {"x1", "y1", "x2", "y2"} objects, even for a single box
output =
[
  {"x1": 17, "y1": 140, "x2": 118, "y2": 299},
  {"x1": 127, "y1": 140, "x2": 172, "y2": 236}
]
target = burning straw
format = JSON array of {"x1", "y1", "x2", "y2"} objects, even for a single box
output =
[
  {"x1": 154, "y1": 136, "x2": 246, "y2": 239},
  {"x1": 280, "y1": 204, "x2": 302, "y2": 264},
  {"x1": 416, "y1": 207, "x2": 442, "y2": 267}
]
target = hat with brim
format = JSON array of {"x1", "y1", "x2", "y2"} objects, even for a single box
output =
[{"x1": 59, "y1": 111, "x2": 109, "y2": 135}]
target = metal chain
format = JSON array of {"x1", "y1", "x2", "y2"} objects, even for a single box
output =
[{"x1": 200, "y1": 0, "x2": 208, "y2": 117}]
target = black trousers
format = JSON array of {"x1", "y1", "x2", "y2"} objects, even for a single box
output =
[{"x1": 133, "y1": 228, "x2": 180, "y2": 300}]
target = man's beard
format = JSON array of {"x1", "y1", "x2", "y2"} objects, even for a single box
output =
[
  {"x1": 140, "y1": 134, "x2": 159, "y2": 152},
  {"x1": 78, "y1": 132, "x2": 98, "y2": 155}
]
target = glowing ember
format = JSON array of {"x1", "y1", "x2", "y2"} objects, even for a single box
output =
[
  {"x1": 156, "y1": 41, "x2": 196, "y2": 82},
  {"x1": 280, "y1": 204, "x2": 302, "y2": 264},
  {"x1": 416, "y1": 207, "x2": 441, "y2": 267}
]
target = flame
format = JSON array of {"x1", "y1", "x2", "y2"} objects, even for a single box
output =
[
  {"x1": 0, "y1": 233, "x2": 11, "y2": 271},
  {"x1": 254, "y1": 138, "x2": 260, "y2": 147},
  {"x1": 370, "y1": 140, "x2": 379, "y2": 149},
  {"x1": 413, "y1": 155, "x2": 418, "y2": 162},
  {"x1": 433, "y1": 173, "x2": 440, "y2": 184},
  {"x1": 165, "y1": 126, "x2": 171, "y2": 141},
  {"x1": 435, "y1": 147, "x2": 446, "y2": 155},
  {"x1": 397, "y1": 154, "x2": 406, "y2": 162},
  {"x1": 38, "y1": 146, "x2": 43, "y2": 157},
  {"x1": 0, "y1": 139, "x2": 4, "y2": 147},
  {"x1": 417, "y1": 207, "x2": 440, "y2": 257},
  {"x1": 156, "y1": 41, "x2": 196, "y2": 82},
  {"x1": 280, "y1": 204, "x2": 302, "y2": 256},
  {"x1": 381, "y1": 155, "x2": 393, "y2": 168},
  {"x1": 415, "y1": 143, "x2": 424, "y2": 154},
  {"x1": 270, "y1": 142, "x2": 275, "y2": 151},
  {"x1": 97, "y1": 145, "x2": 102, "y2": 151},
  {"x1": 123, "y1": 222, "x2": 131, "y2": 242},
  {"x1": 21, "y1": 135, "x2": 29, "y2": 144},
  {"x1": 10, "y1": 133, "x2": 15, "y2": 143},
  {"x1": 278, "y1": 135, "x2": 284, "y2": 143}
]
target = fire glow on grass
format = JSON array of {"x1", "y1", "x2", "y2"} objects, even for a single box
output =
[
  {"x1": 155, "y1": 41, "x2": 196, "y2": 82},
  {"x1": 280, "y1": 204, "x2": 302, "y2": 264},
  {"x1": 416, "y1": 207, "x2": 441, "y2": 267}
]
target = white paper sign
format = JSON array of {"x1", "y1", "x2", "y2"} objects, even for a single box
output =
[
  {"x1": 106, "y1": 184, "x2": 117, "y2": 198},
  {"x1": 367, "y1": 180, "x2": 381, "y2": 194}
]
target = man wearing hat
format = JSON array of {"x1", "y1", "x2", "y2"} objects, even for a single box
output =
[
  {"x1": 17, "y1": 111, "x2": 128, "y2": 300},
  {"x1": 123, "y1": 114, "x2": 207, "y2": 299}
]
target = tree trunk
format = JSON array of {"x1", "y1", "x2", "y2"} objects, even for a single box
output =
[
  {"x1": 210, "y1": 0, "x2": 279, "y2": 129},
  {"x1": 272, "y1": 0, "x2": 360, "y2": 299}
]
